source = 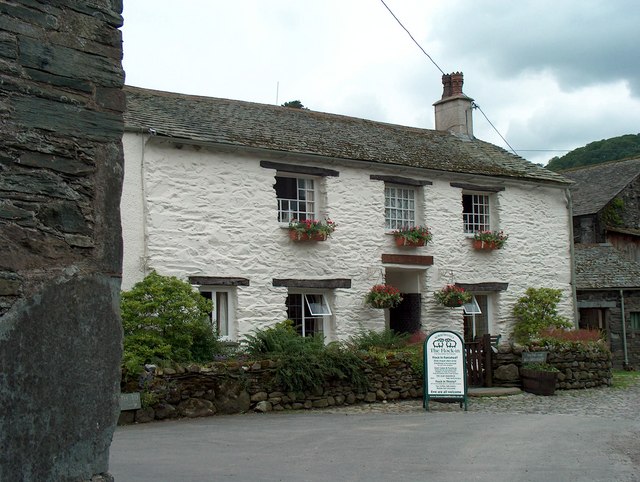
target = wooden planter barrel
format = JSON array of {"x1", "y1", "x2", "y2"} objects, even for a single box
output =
[{"x1": 520, "y1": 368, "x2": 558, "y2": 396}]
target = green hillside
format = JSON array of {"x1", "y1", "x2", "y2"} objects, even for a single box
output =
[{"x1": 546, "y1": 133, "x2": 640, "y2": 172}]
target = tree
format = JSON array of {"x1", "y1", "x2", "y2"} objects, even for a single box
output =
[
  {"x1": 512, "y1": 288, "x2": 572, "y2": 344},
  {"x1": 546, "y1": 133, "x2": 640, "y2": 171},
  {"x1": 281, "y1": 100, "x2": 306, "y2": 109},
  {"x1": 121, "y1": 271, "x2": 219, "y2": 374}
]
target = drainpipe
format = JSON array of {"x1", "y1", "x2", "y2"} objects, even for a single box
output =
[
  {"x1": 565, "y1": 188, "x2": 579, "y2": 328},
  {"x1": 619, "y1": 288, "x2": 629, "y2": 368}
]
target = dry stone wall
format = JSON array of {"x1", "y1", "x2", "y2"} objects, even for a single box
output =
[
  {"x1": 492, "y1": 346, "x2": 612, "y2": 389},
  {"x1": 120, "y1": 355, "x2": 423, "y2": 424},
  {"x1": 121, "y1": 345, "x2": 612, "y2": 424},
  {"x1": 0, "y1": 1, "x2": 124, "y2": 480}
]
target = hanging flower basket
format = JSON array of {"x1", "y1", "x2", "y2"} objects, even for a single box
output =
[
  {"x1": 472, "y1": 230, "x2": 508, "y2": 250},
  {"x1": 365, "y1": 284, "x2": 403, "y2": 309},
  {"x1": 392, "y1": 225, "x2": 432, "y2": 248},
  {"x1": 288, "y1": 218, "x2": 336, "y2": 242},
  {"x1": 433, "y1": 284, "x2": 472, "y2": 307}
]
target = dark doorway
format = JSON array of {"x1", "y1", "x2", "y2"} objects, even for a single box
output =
[{"x1": 389, "y1": 293, "x2": 421, "y2": 334}]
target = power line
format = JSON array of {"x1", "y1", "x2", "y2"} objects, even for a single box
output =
[
  {"x1": 472, "y1": 103, "x2": 517, "y2": 155},
  {"x1": 379, "y1": 0, "x2": 445, "y2": 75},
  {"x1": 379, "y1": 0, "x2": 521, "y2": 156}
]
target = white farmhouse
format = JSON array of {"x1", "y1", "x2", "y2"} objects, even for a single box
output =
[{"x1": 121, "y1": 73, "x2": 575, "y2": 344}]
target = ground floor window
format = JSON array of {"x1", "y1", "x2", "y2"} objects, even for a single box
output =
[
  {"x1": 630, "y1": 312, "x2": 640, "y2": 332},
  {"x1": 463, "y1": 294, "x2": 489, "y2": 342},
  {"x1": 286, "y1": 293, "x2": 331, "y2": 337},
  {"x1": 198, "y1": 288, "x2": 233, "y2": 339}
]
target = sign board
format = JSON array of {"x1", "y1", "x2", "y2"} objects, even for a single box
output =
[
  {"x1": 119, "y1": 392, "x2": 141, "y2": 411},
  {"x1": 423, "y1": 330, "x2": 467, "y2": 411},
  {"x1": 521, "y1": 351, "x2": 547, "y2": 364}
]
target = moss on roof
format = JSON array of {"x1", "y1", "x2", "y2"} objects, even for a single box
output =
[{"x1": 124, "y1": 85, "x2": 570, "y2": 186}]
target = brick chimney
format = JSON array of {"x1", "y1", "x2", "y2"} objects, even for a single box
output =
[{"x1": 433, "y1": 72, "x2": 474, "y2": 138}]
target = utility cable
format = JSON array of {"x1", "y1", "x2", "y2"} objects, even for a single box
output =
[
  {"x1": 473, "y1": 103, "x2": 518, "y2": 155},
  {"x1": 379, "y1": 0, "x2": 523, "y2": 157},
  {"x1": 379, "y1": 0, "x2": 445, "y2": 75}
]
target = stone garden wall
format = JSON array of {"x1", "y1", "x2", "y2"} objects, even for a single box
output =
[
  {"x1": 492, "y1": 346, "x2": 612, "y2": 389},
  {"x1": 120, "y1": 354, "x2": 423, "y2": 424},
  {"x1": 121, "y1": 344, "x2": 613, "y2": 424}
]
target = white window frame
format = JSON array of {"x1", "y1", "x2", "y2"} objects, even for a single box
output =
[
  {"x1": 286, "y1": 291, "x2": 333, "y2": 339},
  {"x1": 463, "y1": 294, "x2": 492, "y2": 340},
  {"x1": 275, "y1": 174, "x2": 317, "y2": 223},
  {"x1": 630, "y1": 312, "x2": 640, "y2": 332},
  {"x1": 463, "y1": 192, "x2": 491, "y2": 234},
  {"x1": 305, "y1": 294, "x2": 332, "y2": 316},
  {"x1": 197, "y1": 286, "x2": 236, "y2": 341},
  {"x1": 385, "y1": 185, "x2": 416, "y2": 230}
]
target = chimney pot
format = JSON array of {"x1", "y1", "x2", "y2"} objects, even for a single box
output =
[{"x1": 434, "y1": 71, "x2": 474, "y2": 138}]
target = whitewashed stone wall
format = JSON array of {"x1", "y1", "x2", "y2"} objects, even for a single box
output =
[{"x1": 121, "y1": 133, "x2": 575, "y2": 342}]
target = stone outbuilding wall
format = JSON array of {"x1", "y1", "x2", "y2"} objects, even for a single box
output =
[{"x1": 492, "y1": 346, "x2": 612, "y2": 389}]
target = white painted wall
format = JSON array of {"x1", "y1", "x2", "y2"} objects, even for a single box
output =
[{"x1": 121, "y1": 133, "x2": 575, "y2": 342}]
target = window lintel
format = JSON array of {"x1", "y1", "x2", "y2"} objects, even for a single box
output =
[
  {"x1": 455, "y1": 282, "x2": 508, "y2": 292},
  {"x1": 450, "y1": 182, "x2": 505, "y2": 192},
  {"x1": 371, "y1": 174, "x2": 432, "y2": 186},
  {"x1": 261, "y1": 160, "x2": 339, "y2": 177},
  {"x1": 189, "y1": 276, "x2": 249, "y2": 286},
  {"x1": 273, "y1": 278, "x2": 351, "y2": 289}
]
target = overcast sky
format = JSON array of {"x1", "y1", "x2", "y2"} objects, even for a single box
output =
[{"x1": 121, "y1": 0, "x2": 640, "y2": 166}]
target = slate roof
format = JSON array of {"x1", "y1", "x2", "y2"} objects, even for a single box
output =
[
  {"x1": 562, "y1": 158, "x2": 640, "y2": 216},
  {"x1": 574, "y1": 244, "x2": 640, "y2": 289},
  {"x1": 124, "y1": 86, "x2": 570, "y2": 186}
]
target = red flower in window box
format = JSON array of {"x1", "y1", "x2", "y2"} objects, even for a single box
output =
[
  {"x1": 472, "y1": 230, "x2": 508, "y2": 250},
  {"x1": 392, "y1": 225, "x2": 432, "y2": 247},
  {"x1": 288, "y1": 218, "x2": 336, "y2": 241}
]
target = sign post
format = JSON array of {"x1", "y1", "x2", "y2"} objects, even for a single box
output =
[{"x1": 423, "y1": 330, "x2": 467, "y2": 411}]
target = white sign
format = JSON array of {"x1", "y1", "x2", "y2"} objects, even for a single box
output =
[{"x1": 425, "y1": 331, "x2": 465, "y2": 396}]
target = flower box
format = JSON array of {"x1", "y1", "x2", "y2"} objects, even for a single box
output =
[
  {"x1": 288, "y1": 218, "x2": 336, "y2": 242},
  {"x1": 392, "y1": 225, "x2": 432, "y2": 248},
  {"x1": 472, "y1": 240, "x2": 498, "y2": 250},
  {"x1": 394, "y1": 237, "x2": 425, "y2": 247},
  {"x1": 289, "y1": 230, "x2": 327, "y2": 242},
  {"x1": 472, "y1": 230, "x2": 508, "y2": 250}
]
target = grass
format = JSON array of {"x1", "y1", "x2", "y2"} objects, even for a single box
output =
[{"x1": 611, "y1": 370, "x2": 640, "y2": 389}]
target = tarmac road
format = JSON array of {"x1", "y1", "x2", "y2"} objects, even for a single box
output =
[{"x1": 110, "y1": 406, "x2": 640, "y2": 481}]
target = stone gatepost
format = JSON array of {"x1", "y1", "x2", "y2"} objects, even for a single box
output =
[{"x1": 0, "y1": 1, "x2": 125, "y2": 480}]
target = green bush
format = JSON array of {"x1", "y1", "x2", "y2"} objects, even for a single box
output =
[
  {"x1": 243, "y1": 320, "x2": 322, "y2": 357},
  {"x1": 513, "y1": 288, "x2": 572, "y2": 344},
  {"x1": 346, "y1": 328, "x2": 410, "y2": 351},
  {"x1": 121, "y1": 271, "x2": 221, "y2": 375},
  {"x1": 242, "y1": 321, "x2": 368, "y2": 392}
]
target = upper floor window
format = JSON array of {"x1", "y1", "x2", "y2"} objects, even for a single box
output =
[
  {"x1": 385, "y1": 186, "x2": 416, "y2": 230},
  {"x1": 275, "y1": 175, "x2": 316, "y2": 223},
  {"x1": 463, "y1": 193, "x2": 490, "y2": 233}
]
